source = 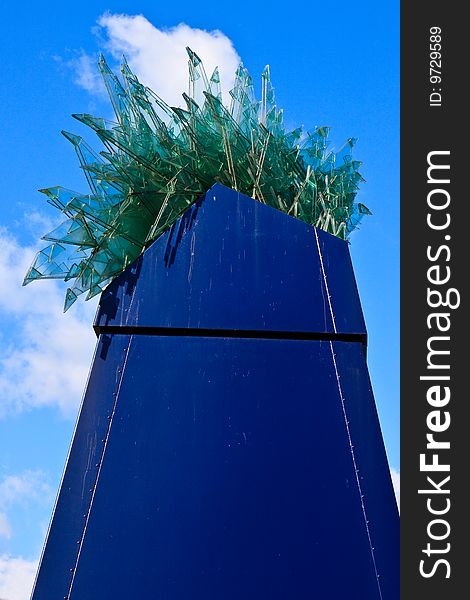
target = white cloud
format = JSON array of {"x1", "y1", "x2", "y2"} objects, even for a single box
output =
[
  {"x1": 390, "y1": 467, "x2": 400, "y2": 511},
  {"x1": 0, "y1": 229, "x2": 97, "y2": 418},
  {"x1": 52, "y1": 52, "x2": 106, "y2": 101},
  {"x1": 0, "y1": 554, "x2": 38, "y2": 600},
  {"x1": 72, "y1": 51, "x2": 106, "y2": 95},
  {"x1": 76, "y1": 13, "x2": 241, "y2": 107},
  {"x1": 0, "y1": 471, "x2": 52, "y2": 510},
  {"x1": 0, "y1": 470, "x2": 53, "y2": 544},
  {"x1": 0, "y1": 515, "x2": 11, "y2": 541},
  {"x1": 1, "y1": 15, "x2": 241, "y2": 420}
]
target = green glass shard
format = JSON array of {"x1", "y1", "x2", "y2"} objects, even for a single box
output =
[{"x1": 24, "y1": 48, "x2": 369, "y2": 311}]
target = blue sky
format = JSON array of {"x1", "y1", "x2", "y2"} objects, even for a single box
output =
[{"x1": 0, "y1": 2, "x2": 399, "y2": 598}]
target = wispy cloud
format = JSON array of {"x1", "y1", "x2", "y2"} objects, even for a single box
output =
[
  {"x1": 0, "y1": 229, "x2": 97, "y2": 419},
  {"x1": 0, "y1": 470, "x2": 53, "y2": 546},
  {"x1": 71, "y1": 51, "x2": 106, "y2": 95},
  {"x1": 0, "y1": 516, "x2": 11, "y2": 541},
  {"x1": 73, "y1": 13, "x2": 241, "y2": 106},
  {"x1": 0, "y1": 554, "x2": 38, "y2": 600},
  {"x1": 0, "y1": 471, "x2": 52, "y2": 509}
]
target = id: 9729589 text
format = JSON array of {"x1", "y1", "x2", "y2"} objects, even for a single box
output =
[{"x1": 429, "y1": 26, "x2": 442, "y2": 107}]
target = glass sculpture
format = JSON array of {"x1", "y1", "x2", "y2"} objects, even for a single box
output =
[{"x1": 24, "y1": 48, "x2": 370, "y2": 310}]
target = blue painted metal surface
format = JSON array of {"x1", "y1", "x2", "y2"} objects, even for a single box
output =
[
  {"x1": 95, "y1": 184, "x2": 366, "y2": 337},
  {"x1": 332, "y1": 340, "x2": 400, "y2": 594},
  {"x1": 32, "y1": 185, "x2": 398, "y2": 600},
  {"x1": 30, "y1": 336, "x2": 131, "y2": 600}
]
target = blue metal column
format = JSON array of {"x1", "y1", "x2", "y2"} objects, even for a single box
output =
[{"x1": 32, "y1": 184, "x2": 399, "y2": 600}]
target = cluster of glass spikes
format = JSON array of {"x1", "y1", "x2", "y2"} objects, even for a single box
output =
[{"x1": 24, "y1": 47, "x2": 370, "y2": 311}]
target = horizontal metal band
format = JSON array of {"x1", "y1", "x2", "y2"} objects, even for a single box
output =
[{"x1": 95, "y1": 324, "x2": 367, "y2": 350}]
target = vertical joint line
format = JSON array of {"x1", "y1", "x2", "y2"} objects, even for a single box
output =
[
  {"x1": 316, "y1": 227, "x2": 380, "y2": 593},
  {"x1": 329, "y1": 340, "x2": 383, "y2": 600},
  {"x1": 314, "y1": 228, "x2": 336, "y2": 333},
  {"x1": 66, "y1": 335, "x2": 134, "y2": 599}
]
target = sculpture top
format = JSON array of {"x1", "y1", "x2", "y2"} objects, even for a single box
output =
[{"x1": 24, "y1": 48, "x2": 369, "y2": 311}]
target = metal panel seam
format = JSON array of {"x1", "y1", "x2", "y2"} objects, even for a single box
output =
[
  {"x1": 329, "y1": 340, "x2": 384, "y2": 600},
  {"x1": 30, "y1": 334, "x2": 103, "y2": 600},
  {"x1": 315, "y1": 225, "x2": 383, "y2": 597},
  {"x1": 313, "y1": 228, "x2": 336, "y2": 333},
  {"x1": 66, "y1": 334, "x2": 135, "y2": 599}
]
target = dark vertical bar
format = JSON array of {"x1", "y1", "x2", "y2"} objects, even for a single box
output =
[{"x1": 401, "y1": 3, "x2": 467, "y2": 598}]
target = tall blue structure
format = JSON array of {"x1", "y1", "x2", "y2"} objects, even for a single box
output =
[{"x1": 31, "y1": 185, "x2": 399, "y2": 599}]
